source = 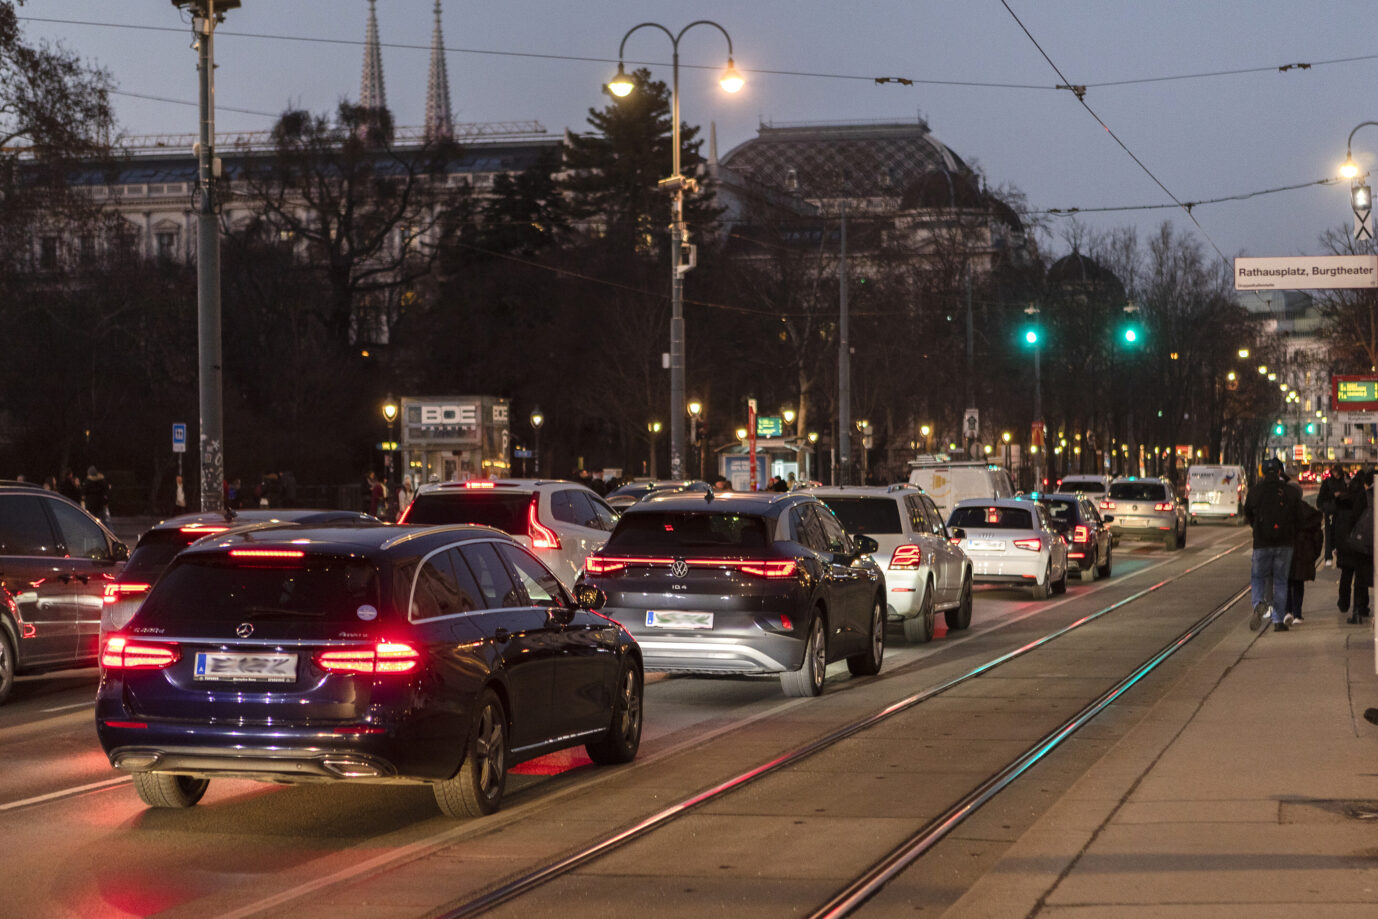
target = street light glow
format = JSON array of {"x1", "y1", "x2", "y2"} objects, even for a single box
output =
[
  {"x1": 719, "y1": 57, "x2": 745, "y2": 93},
  {"x1": 606, "y1": 63, "x2": 634, "y2": 97},
  {"x1": 1342, "y1": 155, "x2": 1361, "y2": 180}
]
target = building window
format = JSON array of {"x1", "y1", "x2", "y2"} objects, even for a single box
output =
[
  {"x1": 39, "y1": 236, "x2": 58, "y2": 270},
  {"x1": 155, "y1": 231, "x2": 178, "y2": 262}
]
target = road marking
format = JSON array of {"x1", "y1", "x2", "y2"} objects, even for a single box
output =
[
  {"x1": 41, "y1": 701, "x2": 94, "y2": 713},
  {"x1": 0, "y1": 776, "x2": 129, "y2": 812}
]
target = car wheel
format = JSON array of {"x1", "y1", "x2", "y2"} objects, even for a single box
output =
[
  {"x1": 434, "y1": 689, "x2": 507, "y2": 818},
  {"x1": 132, "y1": 772, "x2": 209, "y2": 808},
  {"x1": 903, "y1": 582, "x2": 936, "y2": 643},
  {"x1": 0, "y1": 629, "x2": 14, "y2": 706},
  {"x1": 585, "y1": 660, "x2": 643, "y2": 765},
  {"x1": 945, "y1": 575, "x2": 973, "y2": 631},
  {"x1": 1096, "y1": 546, "x2": 1112, "y2": 579},
  {"x1": 1164, "y1": 529, "x2": 1179, "y2": 551},
  {"x1": 1052, "y1": 561, "x2": 1068, "y2": 595},
  {"x1": 781, "y1": 612, "x2": 826, "y2": 698},
  {"x1": 1031, "y1": 562, "x2": 1051, "y2": 601},
  {"x1": 848, "y1": 596, "x2": 886, "y2": 676},
  {"x1": 1178, "y1": 522, "x2": 1187, "y2": 548}
]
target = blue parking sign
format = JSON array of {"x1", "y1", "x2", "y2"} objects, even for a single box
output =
[{"x1": 172, "y1": 423, "x2": 187, "y2": 453}]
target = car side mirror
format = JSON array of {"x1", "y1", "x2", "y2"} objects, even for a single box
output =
[
  {"x1": 111, "y1": 542, "x2": 129, "y2": 562},
  {"x1": 1102, "y1": 514, "x2": 1114, "y2": 523},
  {"x1": 950, "y1": 527, "x2": 966, "y2": 541},
  {"x1": 573, "y1": 584, "x2": 607, "y2": 611},
  {"x1": 854, "y1": 534, "x2": 879, "y2": 556}
]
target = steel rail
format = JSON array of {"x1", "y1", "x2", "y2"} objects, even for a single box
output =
[{"x1": 435, "y1": 542, "x2": 1246, "y2": 918}]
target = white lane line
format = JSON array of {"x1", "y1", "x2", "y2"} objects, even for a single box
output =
[
  {"x1": 0, "y1": 776, "x2": 129, "y2": 812},
  {"x1": 41, "y1": 701, "x2": 94, "y2": 713}
]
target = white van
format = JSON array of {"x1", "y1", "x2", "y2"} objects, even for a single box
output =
[
  {"x1": 908, "y1": 459, "x2": 1016, "y2": 519},
  {"x1": 1185, "y1": 464, "x2": 1247, "y2": 523}
]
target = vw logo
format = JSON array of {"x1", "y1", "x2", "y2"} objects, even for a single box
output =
[
  {"x1": 670, "y1": 558, "x2": 690, "y2": 579},
  {"x1": 236, "y1": 622, "x2": 254, "y2": 638}
]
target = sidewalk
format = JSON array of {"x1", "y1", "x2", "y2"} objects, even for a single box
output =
[{"x1": 947, "y1": 569, "x2": 1378, "y2": 916}]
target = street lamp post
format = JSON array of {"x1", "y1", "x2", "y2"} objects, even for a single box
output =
[
  {"x1": 381, "y1": 394, "x2": 398, "y2": 488},
  {"x1": 607, "y1": 22, "x2": 742, "y2": 482},
  {"x1": 530, "y1": 407, "x2": 544, "y2": 477},
  {"x1": 807, "y1": 431, "x2": 819, "y2": 484},
  {"x1": 1341, "y1": 122, "x2": 1378, "y2": 246},
  {"x1": 687, "y1": 400, "x2": 704, "y2": 480},
  {"x1": 647, "y1": 421, "x2": 662, "y2": 478}
]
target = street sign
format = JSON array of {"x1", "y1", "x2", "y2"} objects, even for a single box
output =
[
  {"x1": 1293, "y1": 444, "x2": 1306, "y2": 462},
  {"x1": 756, "y1": 416, "x2": 783, "y2": 438},
  {"x1": 1337, "y1": 411, "x2": 1378, "y2": 425},
  {"x1": 1233, "y1": 255, "x2": 1378, "y2": 291},
  {"x1": 1357, "y1": 210, "x2": 1374, "y2": 243},
  {"x1": 172, "y1": 423, "x2": 187, "y2": 453}
]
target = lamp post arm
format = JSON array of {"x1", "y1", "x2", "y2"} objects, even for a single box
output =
[
  {"x1": 1347, "y1": 121, "x2": 1378, "y2": 159},
  {"x1": 616, "y1": 22, "x2": 678, "y2": 60},
  {"x1": 675, "y1": 20, "x2": 735, "y2": 56}
]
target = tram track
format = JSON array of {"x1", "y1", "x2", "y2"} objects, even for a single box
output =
[{"x1": 434, "y1": 539, "x2": 1250, "y2": 918}]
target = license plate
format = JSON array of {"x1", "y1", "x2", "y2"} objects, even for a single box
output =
[
  {"x1": 195, "y1": 651, "x2": 298, "y2": 682},
  {"x1": 1191, "y1": 502, "x2": 1210, "y2": 511},
  {"x1": 646, "y1": 610, "x2": 714, "y2": 630},
  {"x1": 968, "y1": 540, "x2": 1005, "y2": 551}
]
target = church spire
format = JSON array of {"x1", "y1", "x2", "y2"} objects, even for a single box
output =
[
  {"x1": 360, "y1": 0, "x2": 388, "y2": 115},
  {"x1": 424, "y1": 0, "x2": 454, "y2": 141}
]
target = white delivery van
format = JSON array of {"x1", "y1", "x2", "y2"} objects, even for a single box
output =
[
  {"x1": 1185, "y1": 464, "x2": 1247, "y2": 523},
  {"x1": 908, "y1": 459, "x2": 1016, "y2": 520}
]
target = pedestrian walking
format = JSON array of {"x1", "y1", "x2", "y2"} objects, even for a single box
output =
[
  {"x1": 396, "y1": 474, "x2": 415, "y2": 518},
  {"x1": 174, "y1": 475, "x2": 188, "y2": 514},
  {"x1": 1336, "y1": 470, "x2": 1372, "y2": 624},
  {"x1": 1245, "y1": 458, "x2": 1303, "y2": 632},
  {"x1": 59, "y1": 469, "x2": 82, "y2": 504},
  {"x1": 1285, "y1": 496, "x2": 1324, "y2": 624},
  {"x1": 82, "y1": 465, "x2": 111, "y2": 523},
  {"x1": 366, "y1": 471, "x2": 386, "y2": 517},
  {"x1": 1317, "y1": 464, "x2": 1347, "y2": 567}
]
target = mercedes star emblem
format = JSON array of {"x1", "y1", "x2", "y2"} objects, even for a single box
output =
[
  {"x1": 236, "y1": 622, "x2": 254, "y2": 638},
  {"x1": 670, "y1": 558, "x2": 689, "y2": 579}
]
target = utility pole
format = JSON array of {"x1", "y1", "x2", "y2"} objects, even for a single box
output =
[{"x1": 837, "y1": 198, "x2": 850, "y2": 485}]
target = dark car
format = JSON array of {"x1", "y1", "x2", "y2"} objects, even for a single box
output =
[
  {"x1": 0, "y1": 482, "x2": 129, "y2": 704},
  {"x1": 102, "y1": 509, "x2": 382, "y2": 636},
  {"x1": 95, "y1": 523, "x2": 643, "y2": 817},
  {"x1": 578, "y1": 491, "x2": 885, "y2": 698},
  {"x1": 604, "y1": 480, "x2": 713, "y2": 511},
  {"x1": 1039, "y1": 492, "x2": 1113, "y2": 580}
]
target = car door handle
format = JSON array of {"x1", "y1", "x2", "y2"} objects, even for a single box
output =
[{"x1": 493, "y1": 628, "x2": 511, "y2": 644}]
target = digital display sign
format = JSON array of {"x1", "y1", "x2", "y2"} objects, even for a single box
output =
[{"x1": 1332, "y1": 374, "x2": 1378, "y2": 412}]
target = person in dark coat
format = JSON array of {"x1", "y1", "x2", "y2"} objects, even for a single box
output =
[
  {"x1": 1335, "y1": 470, "x2": 1372, "y2": 624},
  {"x1": 1245, "y1": 458, "x2": 1303, "y2": 632},
  {"x1": 82, "y1": 465, "x2": 111, "y2": 522},
  {"x1": 59, "y1": 469, "x2": 83, "y2": 504},
  {"x1": 1317, "y1": 465, "x2": 1348, "y2": 567},
  {"x1": 1284, "y1": 498, "x2": 1324, "y2": 623}
]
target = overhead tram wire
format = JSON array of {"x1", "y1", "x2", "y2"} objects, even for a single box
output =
[{"x1": 20, "y1": 15, "x2": 1378, "y2": 94}]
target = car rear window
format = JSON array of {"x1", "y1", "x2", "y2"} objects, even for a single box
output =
[
  {"x1": 1062, "y1": 479, "x2": 1105, "y2": 494},
  {"x1": 605, "y1": 512, "x2": 770, "y2": 552},
  {"x1": 134, "y1": 555, "x2": 382, "y2": 626},
  {"x1": 1109, "y1": 482, "x2": 1168, "y2": 502},
  {"x1": 815, "y1": 497, "x2": 903, "y2": 535},
  {"x1": 404, "y1": 492, "x2": 530, "y2": 534},
  {"x1": 949, "y1": 506, "x2": 1033, "y2": 530},
  {"x1": 1041, "y1": 499, "x2": 1077, "y2": 526}
]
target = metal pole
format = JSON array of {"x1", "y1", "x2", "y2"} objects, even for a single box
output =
[
  {"x1": 837, "y1": 199, "x2": 850, "y2": 485},
  {"x1": 195, "y1": 2, "x2": 224, "y2": 512},
  {"x1": 668, "y1": 48, "x2": 686, "y2": 482},
  {"x1": 1033, "y1": 344, "x2": 1042, "y2": 488}
]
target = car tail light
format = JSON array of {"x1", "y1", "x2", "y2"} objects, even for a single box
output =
[
  {"x1": 316, "y1": 641, "x2": 420, "y2": 675},
  {"x1": 101, "y1": 636, "x2": 180, "y2": 670},
  {"x1": 103, "y1": 583, "x2": 150, "y2": 605},
  {"x1": 780, "y1": 613, "x2": 793, "y2": 630},
  {"x1": 463, "y1": 481, "x2": 496, "y2": 488},
  {"x1": 1153, "y1": 502, "x2": 1173, "y2": 512},
  {"x1": 584, "y1": 557, "x2": 627, "y2": 575},
  {"x1": 738, "y1": 560, "x2": 798, "y2": 578},
  {"x1": 179, "y1": 523, "x2": 229, "y2": 535},
  {"x1": 1074, "y1": 525, "x2": 1090, "y2": 543},
  {"x1": 889, "y1": 544, "x2": 923, "y2": 570},
  {"x1": 1013, "y1": 538, "x2": 1042, "y2": 552},
  {"x1": 528, "y1": 498, "x2": 561, "y2": 550}
]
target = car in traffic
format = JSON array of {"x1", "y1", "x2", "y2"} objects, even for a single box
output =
[
  {"x1": 578, "y1": 490, "x2": 885, "y2": 697},
  {"x1": 806, "y1": 484, "x2": 972, "y2": 642},
  {"x1": 95, "y1": 523, "x2": 643, "y2": 816},
  {"x1": 907, "y1": 457, "x2": 1016, "y2": 518},
  {"x1": 0, "y1": 482, "x2": 129, "y2": 704},
  {"x1": 948, "y1": 497, "x2": 1069, "y2": 600},
  {"x1": 101, "y1": 508, "x2": 382, "y2": 638},
  {"x1": 604, "y1": 480, "x2": 713, "y2": 512},
  {"x1": 1103, "y1": 476, "x2": 1188, "y2": 550},
  {"x1": 399, "y1": 479, "x2": 618, "y2": 588},
  {"x1": 1039, "y1": 492, "x2": 1113, "y2": 580},
  {"x1": 1057, "y1": 474, "x2": 1113, "y2": 498},
  {"x1": 1185, "y1": 464, "x2": 1247, "y2": 524}
]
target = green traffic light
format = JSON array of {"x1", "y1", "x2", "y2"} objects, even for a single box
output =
[
  {"x1": 1123, "y1": 327, "x2": 1138, "y2": 344},
  {"x1": 1024, "y1": 329, "x2": 1038, "y2": 345},
  {"x1": 1273, "y1": 423, "x2": 1285, "y2": 436},
  {"x1": 1305, "y1": 423, "x2": 1316, "y2": 435}
]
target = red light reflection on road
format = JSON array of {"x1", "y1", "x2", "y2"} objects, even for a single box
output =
[{"x1": 510, "y1": 748, "x2": 592, "y2": 776}]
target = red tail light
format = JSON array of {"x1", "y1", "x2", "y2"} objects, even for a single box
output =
[
  {"x1": 528, "y1": 498, "x2": 561, "y2": 550},
  {"x1": 584, "y1": 557, "x2": 627, "y2": 575},
  {"x1": 463, "y1": 481, "x2": 496, "y2": 488},
  {"x1": 1073, "y1": 525, "x2": 1090, "y2": 543},
  {"x1": 889, "y1": 544, "x2": 923, "y2": 570},
  {"x1": 179, "y1": 523, "x2": 228, "y2": 535},
  {"x1": 738, "y1": 560, "x2": 798, "y2": 578},
  {"x1": 316, "y1": 641, "x2": 420, "y2": 675},
  {"x1": 103, "y1": 583, "x2": 150, "y2": 605},
  {"x1": 1153, "y1": 502, "x2": 1172, "y2": 512},
  {"x1": 101, "y1": 636, "x2": 180, "y2": 670},
  {"x1": 1013, "y1": 538, "x2": 1042, "y2": 552}
]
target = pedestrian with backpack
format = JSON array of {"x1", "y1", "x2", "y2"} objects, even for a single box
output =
[{"x1": 1245, "y1": 458, "x2": 1303, "y2": 632}]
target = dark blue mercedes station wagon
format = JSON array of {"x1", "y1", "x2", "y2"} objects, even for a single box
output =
[{"x1": 95, "y1": 523, "x2": 642, "y2": 817}]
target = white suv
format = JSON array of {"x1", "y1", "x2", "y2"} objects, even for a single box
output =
[
  {"x1": 808, "y1": 484, "x2": 973, "y2": 642},
  {"x1": 399, "y1": 479, "x2": 618, "y2": 587}
]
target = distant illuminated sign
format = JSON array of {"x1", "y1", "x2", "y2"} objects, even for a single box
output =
[
  {"x1": 757, "y1": 416, "x2": 783, "y2": 438},
  {"x1": 1333, "y1": 374, "x2": 1378, "y2": 412}
]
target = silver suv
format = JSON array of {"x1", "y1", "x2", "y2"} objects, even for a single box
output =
[
  {"x1": 400, "y1": 479, "x2": 618, "y2": 587},
  {"x1": 1102, "y1": 477, "x2": 1188, "y2": 550}
]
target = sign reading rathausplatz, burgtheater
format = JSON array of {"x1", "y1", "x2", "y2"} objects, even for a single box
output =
[{"x1": 1233, "y1": 255, "x2": 1378, "y2": 291}]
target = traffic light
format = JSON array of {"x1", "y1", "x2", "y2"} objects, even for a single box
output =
[
  {"x1": 1121, "y1": 324, "x2": 1140, "y2": 344},
  {"x1": 1305, "y1": 422, "x2": 1317, "y2": 436},
  {"x1": 1023, "y1": 327, "x2": 1039, "y2": 346},
  {"x1": 1272, "y1": 422, "x2": 1286, "y2": 437}
]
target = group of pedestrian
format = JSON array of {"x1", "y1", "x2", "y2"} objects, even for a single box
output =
[
  {"x1": 364, "y1": 471, "x2": 416, "y2": 522},
  {"x1": 1247, "y1": 460, "x2": 1373, "y2": 632}
]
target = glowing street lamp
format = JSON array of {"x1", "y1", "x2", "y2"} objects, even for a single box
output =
[{"x1": 530, "y1": 407, "x2": 544, "y2": 476}]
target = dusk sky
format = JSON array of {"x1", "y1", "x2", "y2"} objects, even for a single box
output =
[{"x1": 24, "y1": 1, "x2": 1376, "y2": 265}]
